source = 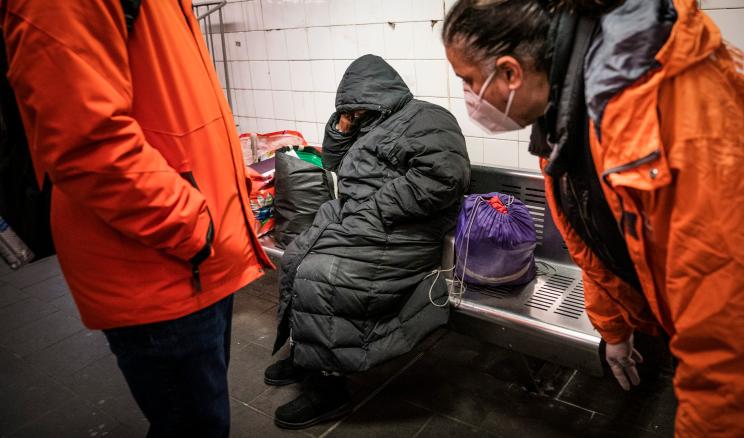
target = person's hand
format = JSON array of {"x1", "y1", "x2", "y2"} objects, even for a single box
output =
[
  {"x1": 336, "y1": 113, "x2": 354, "y2": 133},
  {"x1": 606, "y1": 335, "x2": 643, "y2": 391}
]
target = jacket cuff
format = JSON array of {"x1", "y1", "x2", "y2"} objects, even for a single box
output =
[{"x1": 599, "y1": 324, "x2": 634, "y2": 345}]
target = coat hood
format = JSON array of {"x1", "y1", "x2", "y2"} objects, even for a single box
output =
[
  {"x1": 584, "y1": 0, "x2": 678, "y2": 130},
  {"x1": 334, "y1": 54, "x2": 413, "y2": 115}
]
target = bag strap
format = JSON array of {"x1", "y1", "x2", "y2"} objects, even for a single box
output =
[{"x1": 120, "y1": 0, "x2": 143, "y2": 33}]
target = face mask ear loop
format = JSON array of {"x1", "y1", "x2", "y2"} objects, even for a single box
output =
[
  {"x1": 478, "y1": 71, "x2": 497, "y2": 100},
  {"x1": 503, "y1": 89, "x2": 516, "y2": 121},
  {"x1": 475, "y1": 70, "x2": 498, "y2": 112}
]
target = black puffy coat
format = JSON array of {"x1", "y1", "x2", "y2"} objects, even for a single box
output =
[{"x1": 273, "y1": 55, "x2": 470, "y2": 372}]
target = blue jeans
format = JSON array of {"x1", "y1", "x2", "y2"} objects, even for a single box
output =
[{"x1": 104, "y1": 294, "x2": 234, "y2": 438}]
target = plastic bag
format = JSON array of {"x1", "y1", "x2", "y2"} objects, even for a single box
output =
[
  {"x1": 239, "y1": 130, "x2": 308, "y2": 166},
  {"x1": 454, "y1": 193, "x2": 537, "y2": 287},
  {"x1": 273, "y1": 146, "x2": 334, "y2": 249},
  {"x1": 246, "y1": 158, "x2": 276, "y2": 237}
]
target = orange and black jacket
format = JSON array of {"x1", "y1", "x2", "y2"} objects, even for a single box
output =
[{"x1": 534, "y1": 0, "x2": 744, "y2": 436}]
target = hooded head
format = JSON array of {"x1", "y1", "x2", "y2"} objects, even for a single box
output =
[{"x1": 335, "y1": 55, "x2": 413, "y2": 118}]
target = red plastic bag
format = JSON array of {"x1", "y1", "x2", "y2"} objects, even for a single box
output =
[
  {"x1": 246, "y1": 158, "x2": 277, "y2": 237},
  {"x1": 239, "y1": 130, "x2": 308, "y2": 166}
]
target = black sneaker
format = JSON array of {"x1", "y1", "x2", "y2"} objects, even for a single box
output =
[
  {"x1": 274, "y1": 374, "x2": 352, "y2": 430},
  {"x1": 264, "y1": 356, "x2": 307, "y2": 386}
]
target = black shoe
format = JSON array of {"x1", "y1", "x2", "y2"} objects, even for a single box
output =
[
  {"x1": 264, "y1": 357, "x2": 307, "y2": 386},
  {"x1": 274, "y1": 374, "x2": 352, "y2": 430}
]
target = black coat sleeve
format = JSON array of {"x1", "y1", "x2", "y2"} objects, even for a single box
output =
[{"x1": 372, "y1": 106, "x2": 470, "y2": 227}]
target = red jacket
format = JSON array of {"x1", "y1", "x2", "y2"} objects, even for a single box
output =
[
  {"x1": 545, "y1": 1, "x2": 744, "y2": 435},
  {"x1": 1, "y1": 0, "x2": 272, "y2": 329}
]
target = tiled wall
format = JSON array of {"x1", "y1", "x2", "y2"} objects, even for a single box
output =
[
  {"x1": 700, "y1": 0, "x2": 744, "y2": 49},
  {"x1": 205, "y1": 0, "x2": 744, "y2": 172}
]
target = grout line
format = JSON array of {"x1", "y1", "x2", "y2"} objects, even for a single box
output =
[
  {"x1": 555, "y1": 369, "x2": 577, "y2": 401},
  {"x1": 213, "y1": 20, "x2": 447, "y2": 35},
  {"x1": 317, "y1": 350, "x2": 428, "y2": 438},
  {"x1": 235, "y1": 394, "x2": 321, "y2": 436},
  {"x1": 554, "y1": 398, "x2": 598, "y2": 416},
  {"x1": 411, "y1": 415, "x2": 435, "y2": 438},
  {"x1": 405, "y1": 399, "x2": 489, "y2": 434},
  {"x1": 216, "y1": 58, "x2": 450, "y2": 63}
]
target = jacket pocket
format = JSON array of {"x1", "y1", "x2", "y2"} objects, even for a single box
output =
[{"x1": 181, "y1": 171, "x2": 214, "y2": 292}]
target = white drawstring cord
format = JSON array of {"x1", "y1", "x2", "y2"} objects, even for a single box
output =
[
  {"x1": 536, "y1": 260, "x2": 557, "y2": 277},
  {"x1": 427, "y1": 196, "x2": 488, "y2": 308},
  {"x1": 425, "y1": 265, "x2": 456, "y2": 308}
]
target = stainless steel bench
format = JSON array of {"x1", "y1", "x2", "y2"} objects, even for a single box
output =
[
  {"x1": 259, "y1": 165, "x2": 603, "y2": 378},
  {"x1": 444, "y1": 166, "x2": 602, "y2": 377}
]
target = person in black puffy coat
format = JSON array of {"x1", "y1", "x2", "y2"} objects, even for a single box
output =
[{"x1": 267, "y1": 54, "x2": 470, "y2": 430}]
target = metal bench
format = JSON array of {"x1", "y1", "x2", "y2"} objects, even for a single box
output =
[
  {"x1": 259, "y1": 164, "x2": 603, "y2": 379},
  {"x1": 444, "y1": 165, "x2": 602, "y2": 377}
]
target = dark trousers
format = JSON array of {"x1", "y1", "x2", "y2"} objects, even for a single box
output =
[{"x1": 103, "y1": 294, "x2": 235, "y2": 438}]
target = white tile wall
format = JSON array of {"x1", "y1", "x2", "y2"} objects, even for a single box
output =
[{"x1": 209, "y1": 0, "x2": 744, "y2": 173}]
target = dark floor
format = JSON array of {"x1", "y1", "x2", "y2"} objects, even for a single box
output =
[{"x1": 0, "y1": 256, "x2": 677, "y2": 438}]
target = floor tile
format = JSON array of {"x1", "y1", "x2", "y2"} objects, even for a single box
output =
[
  {"x1": 25, "y1": 329, "x2": 110, "y2": 379},
  {"x1": 228, "y1": 341, "x2": 276, "y2": 405},
  {"x1": 231, "y1": 398, "x2": 312, "y2": 438},
  {"x1": 0, "y1": 297, "x2": 60, "y2": 333},
  {"x1": 0, "y1": 366, "x2": 76, "y2": 435},
  {"x1": 61, "y1": 354, "x2": 149, "y2": 434},
  {"x1": 0, "y1": 260, "x2": 13, "y2": 275},
  {"x1": 413, "y1": 415, "x2": 498, "y2": 438},
  {"x1": 6, "y1": 396, "x2": 118, "y2": 438},
  {"x1": 325, "y1": 391, "x2": 431, "y2": 438},
  {"x1": 380, "y1": 332, "x2": 528, "y2": 427},
  {"x1": 349, "y1": 327, "x2": 448, "y2": 389},
  {"x1": 242, "y1": 267, "x2": 281, "y2": 304},
  {"x1": 349, "y1": 349, "x2": 421, "y2": 390},
  {"x1": 531, "y1": 363, "x2": 577, "y2": 398},
  {"x1": 0, "y1": 348, "x2": 37, "y2": 390},
  {"x1": 584, "y1": 412, "x2": 671, "y2": 438},
  {"x1": 48, "y1": 291, "x2": 80, "y2": 316},
  {"x1": 0, "y1": 311, "x2": 83, "y2": 357},
  {"x1": 0, "y1": 257, "x2": 61, "y2": 289},
  {"x1": 232, "y1": 304, "x2": 281, "y2": 351},
  {"x1": 557, "y1": 369, "x2": 677, "y2": 434},
  {"x1": 20, "y1": 275, "x2": 69, "y2": 303},
  {"x1": 234, "y1": 288, "x2": 278, "y2": 315},
  {"x1": 480, "y1": 385, "x2": 594, "y2": 438},
  {"x1": 0, "y1": 282, "x2": 27, "y2": 309},
  {"x1": 248, "y1": 376, "x2": 375, "y2": 437},
  {"x1": 102, "y1": 422, "x2": 145, "y2": 438}
]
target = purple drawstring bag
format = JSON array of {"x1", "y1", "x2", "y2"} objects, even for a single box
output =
[{"x1": 455, "y1": 193, "x2": 537, "y2": 287}]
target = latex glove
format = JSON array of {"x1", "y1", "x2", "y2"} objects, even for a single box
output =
[{"x1": 606, "y1": 335, "x2": 644, "y2": 391}]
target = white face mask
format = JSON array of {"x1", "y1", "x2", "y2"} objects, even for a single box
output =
[{"x1": 464, "y1": 70, "x2": 523, "y2": 134}]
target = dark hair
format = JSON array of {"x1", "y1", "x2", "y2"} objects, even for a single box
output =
[
  {"x1": 442, "y1": 0, "x2": 625, "y2": 72},
  {"x1": 443, "y1": 0, "x2": 553, "y2": 72}
]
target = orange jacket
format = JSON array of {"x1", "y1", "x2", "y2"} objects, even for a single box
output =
[
  {"x1": 546, "y1": 0, "x2": 744, "y2": 436},
  {"x1": 1, "y1": 0, "x2": 272, "y2": 329}
]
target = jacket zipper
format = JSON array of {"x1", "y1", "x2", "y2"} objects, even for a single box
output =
[
  {"x1": 600, "y1": 150, "x2": 661, "y2": 240},
  {"x1": 181, "y1": 171, "x2": 215, "y2": 292},
  {"x1": 600, "y1": 150, "x2": 661, "y2": 186}
]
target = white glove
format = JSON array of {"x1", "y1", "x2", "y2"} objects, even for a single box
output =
[{"x1": 606, "y1": 334, "x2": 644, "y2": 391}]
